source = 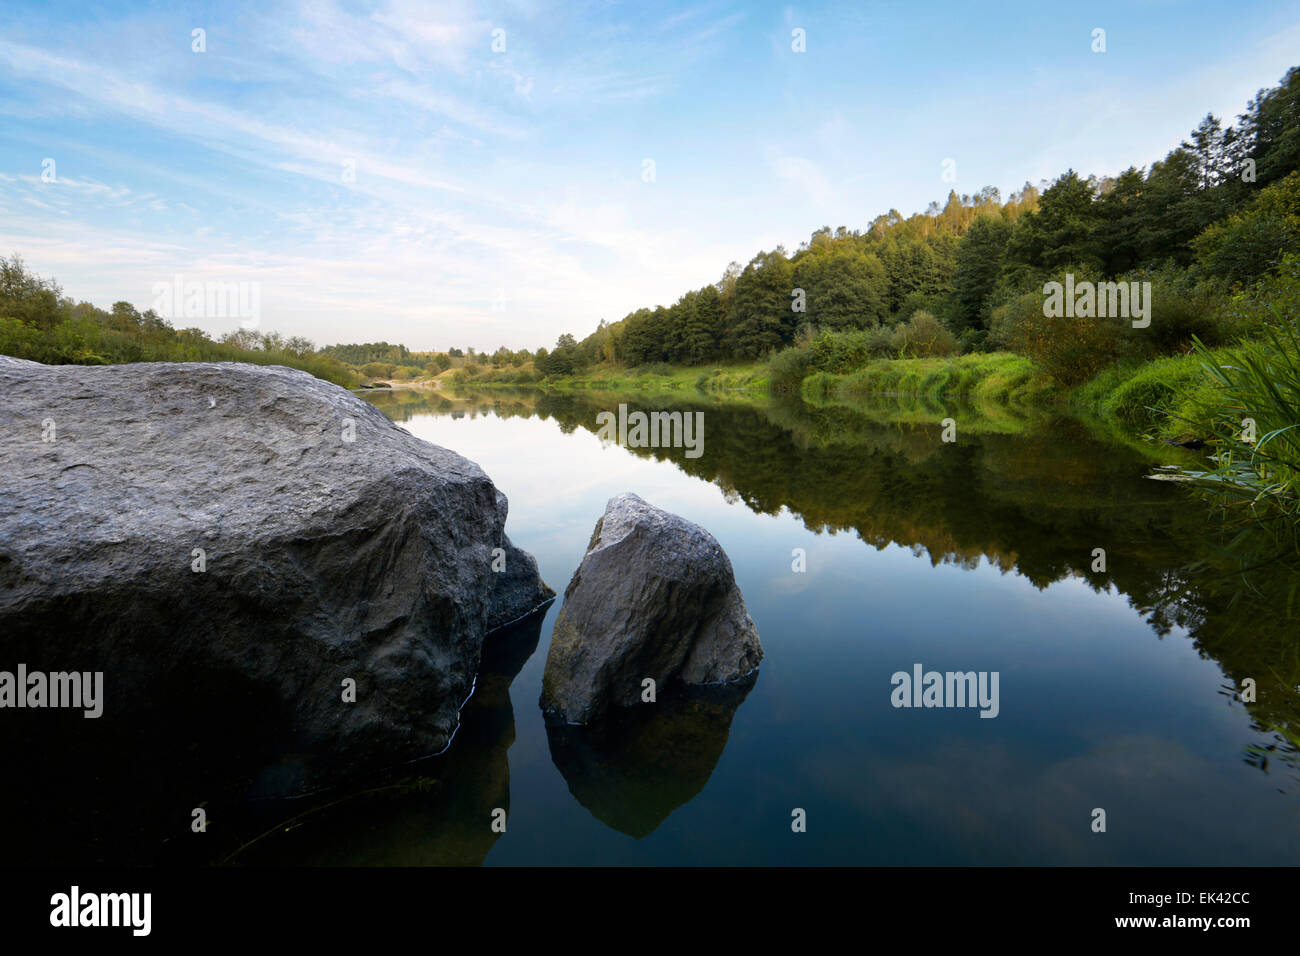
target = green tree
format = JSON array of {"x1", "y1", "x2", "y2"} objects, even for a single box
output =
[
  {"x1": 1193, "y1": 169, "x2": 1300, "y2": 283},
  {"x1": 544, "y1": 333, "x2": 578, "y2": 374},
  {"x1": 1004, "y1": 170, "x2": 1103, "y2": 279},
  {"x1": 682, "y1": 285, "x2": 722, "y2": 364},
  {"x1": 889, "y1": 310, "x2": 959, "y2": 358},
  {"x1": 1183, "y1": 114, "x2": 1232, "y2": 190},
  {"x1": 878, "y1": 239, "x2": 951, "y2": 318},
  {"x1": 1238, "y1": 66, "x2": 1300, "y2": 187},
  {"x1": 793, "y1": 246, "x2": 887, "y2": 329},
  {"x1": 619, "y1": 308, "x2": 658, "y2": 365},
  {"x1": 0, "y1": 254, "x2": 62, "y2": 331},
  {"x1": 725, "y1": 249, "x2": 795, "y2": 358},
  {"x1": 1094, "y1": 166, "x2": 1147, "y2": 275},
  {"x1": 950, "y1": 215, "x2": 1011, "y2": 330}
]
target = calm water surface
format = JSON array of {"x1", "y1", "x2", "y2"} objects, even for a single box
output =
[
  {"x1": 226, "y1": 386, "x2": 1298, "y2": 867},
  {"x1": 27, "y1": 387, "x2": 1289, "y2": 867}
]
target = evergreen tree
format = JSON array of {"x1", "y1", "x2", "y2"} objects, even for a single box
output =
[
  {"x1": 950, "y1": 215, "x2": 1011, "y2": 331},
  {"x1": 725, "y1": 249, "x2": 794, "y2": 357},
  {"x1": 793, "y1": 246, "x2": 887, "y2": 329}
]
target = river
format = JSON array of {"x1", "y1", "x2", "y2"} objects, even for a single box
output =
[{"x1": 218, "y1": 386, "x2": 1300, "y2": 865}]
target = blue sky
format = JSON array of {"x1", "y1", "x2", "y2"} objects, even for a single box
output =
[{"x1": 1, "y1": 0, "x2": 1298, "y2": 351}]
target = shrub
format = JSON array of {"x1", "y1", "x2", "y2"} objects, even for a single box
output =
[
  {"x1": 767, "y1": 345, "x2": 812, "y2": 387},
  {"x1": 955, "y1": 327, "x2": 988, "y2": 353},
  {"x1": 990, "y1": 283, "x2": 1126, "y2": 385},
  {"x1": 889, "y1": 310, "x2": 959, "y2": 358},
  {"x1": 864, "y1": 325, "x2": 894, "y2": 356},
  {"x1": 809, "y1": 329, "x2": 870, "y2": 372},
  {"x1": 1129, "y1": 268, "x2": 1229, "y2": 355},
  {"x1": 1215, "y1": 255, "x2": 1300, "y2": 337}
]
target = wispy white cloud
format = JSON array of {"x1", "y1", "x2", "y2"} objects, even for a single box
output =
[
  {"x1": 767, "y1": 152, "x2": 835, "y2": 207},
  {"x1": 284, "y1": 0, "x2": 492, "y2": 73}
]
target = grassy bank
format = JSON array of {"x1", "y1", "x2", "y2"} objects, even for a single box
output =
[
  {"x1": 797, "y1": 352, "x2": 1052, "y2": 406},
  {"x1": 459, "y1": 360, "x2": 771, "y2": 392},
  {"x1": 1072, "y1": 352, "x2": 1228, "y2": 441},
  {"x1": 461, "y1": 346, "x2": 1220, "y2": 438},
  {"x1": 424, "y1": 322, "x2": 1297, "y2": 484},
  {"x1": 769, "y1": 333, "x2": 1269, "y2": 457}
]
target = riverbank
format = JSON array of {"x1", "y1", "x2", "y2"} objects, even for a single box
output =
[
  {"x1": 450, "y1": 361, "x2": 773, "y2": 392},
  {"x1": 456, "y1": 348, "x2": 1230, "y2": 446},
  {"x1": 802, "y1": 348, "x2": 1243, "y2": 446},
  {"x1": 798, "y1": 353, "x2": 1050, "y2": 405}
]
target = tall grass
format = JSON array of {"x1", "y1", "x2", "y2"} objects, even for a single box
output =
[
  {"x1": 797, "y1": 352, "x2": 1046, "y2": 404},
  {"x1": 1168, "y1": 318, "x2": 1300, "y2": 562}
]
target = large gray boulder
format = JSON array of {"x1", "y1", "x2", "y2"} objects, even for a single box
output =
[
  {"x1": 540, "y1": 492, "x2": 762, "y2": 724},
  {"x1": 0, "y1": 357, "x2": 553, "y2": 800}
]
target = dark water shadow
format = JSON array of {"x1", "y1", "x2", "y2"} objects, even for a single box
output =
[
  {"x1": 545, "y1": 674, "x2": 756, "y2": 839},
  {"x1": 164, "y1": 607, "x2": 547, "y2": 866}
]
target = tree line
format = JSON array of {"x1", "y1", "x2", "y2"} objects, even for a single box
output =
[
  {"x1": 3, "y1": 66, "x2": 1297, "y2": 387},
  {"x1": 530, "y1": 66, "x2": 1300, "y2": 375}
]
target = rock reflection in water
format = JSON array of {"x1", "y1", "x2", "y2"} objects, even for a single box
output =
[
  {"x1": 545, "y1": 674, "x2": 756, "y2": 839},
  {"x1": 222, "y1": 608, "x2": 546, "y2": 866}
]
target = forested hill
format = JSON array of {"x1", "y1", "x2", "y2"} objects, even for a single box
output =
[
  {"x1": 3, "y1": 67, "x2": 1297, "y2": 389},
  {"x1": 534, "y1": 66, "x2": 1300, "y2": 374}
]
